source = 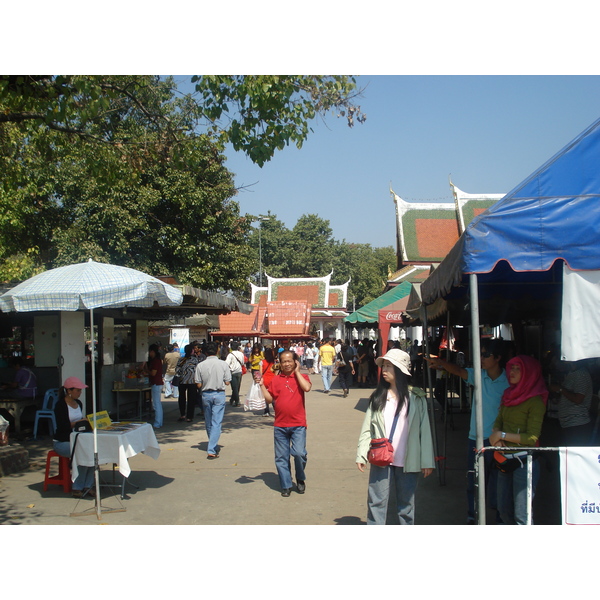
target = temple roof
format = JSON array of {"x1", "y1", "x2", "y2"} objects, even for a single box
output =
[
  {"x1": 211, "y1": 299, "x2": 312, "y2": 339},
  {"x1": 391, "y1": 181, "x2": 504, "y2": 265},
  {"x1": 250, "y1": 273, "x2": 350, "y2": 308},
  {"x1": 387, "y1": 264, "x2": 433, "y2": 286}
]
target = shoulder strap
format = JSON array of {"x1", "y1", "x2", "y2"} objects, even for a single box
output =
[{"x1": 388, "y1": 410, "x2": 401, "y2": 442}]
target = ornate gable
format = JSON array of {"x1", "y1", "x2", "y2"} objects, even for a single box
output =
[{"x1": 391, "y1": 182, "x2": 505, "y2": 266}]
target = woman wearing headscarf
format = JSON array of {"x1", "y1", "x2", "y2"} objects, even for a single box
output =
[
  {"x1": 356, "y1": 348, "x2": 435, "y2": 525},
  {"x1": 489, "y1": 355, "x2": 548, "y2": 525}
]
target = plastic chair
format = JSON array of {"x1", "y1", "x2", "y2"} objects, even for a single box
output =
[
  {"x1": 43, "y1": 450, "x2": 72, "y2": 493},
  {"x1": 33, "y1": 388, "x2": 59, "y2": 439}
]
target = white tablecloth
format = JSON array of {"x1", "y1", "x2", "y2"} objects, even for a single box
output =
[{"x1": 70, "y1": 423, "x2": 160, "y2": 480}]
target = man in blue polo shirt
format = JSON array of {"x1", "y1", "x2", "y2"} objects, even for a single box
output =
[{"x1": 426, "y1": 338, "x2": 509, "y2": 523}]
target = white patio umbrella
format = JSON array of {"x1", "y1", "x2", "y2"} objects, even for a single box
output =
[{"x1": 0, "y1": 259, "x2": 183, "y2": 517}]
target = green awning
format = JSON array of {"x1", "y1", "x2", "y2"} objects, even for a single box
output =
[{"x1": 344, "y1": 281, "x2": 413, "y2": 324}]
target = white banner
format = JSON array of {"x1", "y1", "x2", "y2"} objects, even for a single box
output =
[
  {"x1": 170, "y1": 328, "x2": 189, "y2": 351},
  {"x1": 561, "y1": 265, "x2": 600, "y2": 360},
  {"x1": 559, "y1": 446, "x2": 600, "y2": 525}
]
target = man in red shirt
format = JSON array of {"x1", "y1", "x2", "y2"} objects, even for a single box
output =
[{"x1": 259, "y1": 350, "x2": 312, "y2": 497}]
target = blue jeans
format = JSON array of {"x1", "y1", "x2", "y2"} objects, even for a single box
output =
[
  {"x1": 496, "y1": 456, "x2": 540, "y2": 524},
  {"x1": 367, "y1": 465, "x2": 420, "y2": 525},
  {"x1": 202, "y1": 390, "x2": 226, "y2": 455},
  {"x1": 274, "y1": 426, "x2": 307, "y2": 490},
  {"x1": 151, "y1": 384, "x2": 163, "y2": 428},
  {"x1": 53, "y1": 440, "x2": 95, "y2": 491},
  {"x1": 321, "y1": 365, "x2": 333, "y2": 391}
]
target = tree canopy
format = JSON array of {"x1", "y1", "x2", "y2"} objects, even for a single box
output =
[
  {"x1": 0, "y1": 75, "x2": 366, "y2": 286},
  {"x1": 0, "y1": 76, "x2": 252, "y2": 290},
  {"x1": 1, "y1": 75, "x2": 365, "y2": 172},
  {"x1": 191, "y1": 76, "x2": 366, "y2": 166}
]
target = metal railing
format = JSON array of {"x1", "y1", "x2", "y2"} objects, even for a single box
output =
[{"x1": 474, "y1": 446, "x2": 560, "y2": 525}]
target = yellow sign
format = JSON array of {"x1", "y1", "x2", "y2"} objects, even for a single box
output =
[{"x1": 87, "y1": 410, "x2": 112, "y2": 429}]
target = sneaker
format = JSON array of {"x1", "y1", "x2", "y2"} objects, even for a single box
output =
[
  {"x1": 281, "y1": 488, "x2": 292, "y2": 497},
  {"x1": 296, "y1": 480, "x2": 306, "y2": 494}
]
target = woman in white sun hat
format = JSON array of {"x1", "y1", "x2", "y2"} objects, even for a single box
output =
[{"x1": 356, "y1": 348, "x2": 435, "y2": 524}]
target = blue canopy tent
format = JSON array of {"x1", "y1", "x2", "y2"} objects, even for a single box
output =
[
  {"x1": 418, "y1": 117, "x2": 600, "y2": 523},
  {"x1": 422, "y1": 115, "x2": 600, "y2": 339}
]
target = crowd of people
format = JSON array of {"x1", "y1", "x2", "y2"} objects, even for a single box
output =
[
  {"x1": 132, "y1": 337, "x2": 381, "y2": 494},
  {"x1": 43, "y1": 332, "x2": 598, "y2": 522}
]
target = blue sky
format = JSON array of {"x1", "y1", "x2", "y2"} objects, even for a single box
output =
[
  {"x1": 14, "y1": 4, "x2": 600, "y2": 251},
  {"x1": 193, "y1": 75, "x2": 600, "y2": 248}
]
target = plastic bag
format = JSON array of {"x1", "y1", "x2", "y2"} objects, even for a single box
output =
[{"x1": 244, "y1": 382, "x2": 266, "y2": 412}]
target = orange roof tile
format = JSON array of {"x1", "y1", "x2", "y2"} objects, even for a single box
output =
[
  {"x1": 415, "y1": 218, "x2": 459, "y2": 259},
  {"x1": 267, "y1": 301, "x2": 311, "y2": 335}
]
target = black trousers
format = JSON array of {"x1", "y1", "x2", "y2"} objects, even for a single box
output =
[{"x1": 178, "y1": 384, "x2": 198, "y2": 420}]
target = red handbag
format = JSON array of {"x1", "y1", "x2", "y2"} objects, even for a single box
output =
[
  {"x1": 367, "y1": 438, "x2": 395, "y2": 466},
  {"x1": 367, "y1": 411, "x2": 400, "y2": 467}
]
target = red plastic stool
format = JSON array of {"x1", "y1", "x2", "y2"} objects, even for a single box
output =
[{"x1": 43, "y1": 450, "x2": 72, "y2": 493}]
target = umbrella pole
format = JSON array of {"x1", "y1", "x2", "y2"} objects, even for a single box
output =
[
  {"x1": 91, "y1": 308, "x2": 101, "y2": 519},
  {"x1": 71, "y1": 308, "x2": 125, "y2": 520}
]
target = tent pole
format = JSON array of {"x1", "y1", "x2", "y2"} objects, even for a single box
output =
[
  {"x1": 470, "y1": 274, "x2": 485, "y2": 525},
  {"x1": 422, "y1": 305, "x2": 442, "y2": 485}
]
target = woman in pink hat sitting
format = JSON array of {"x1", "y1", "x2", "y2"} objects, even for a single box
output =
[{"x1": 53, "y1": 376, "x2": 95, "y2": 498}]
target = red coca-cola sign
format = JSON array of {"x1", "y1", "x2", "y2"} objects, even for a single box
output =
[
  {"x1": 385, "y1": 312, "x2": 403, "y2": 321},
  {"x1": 379, "y1": 310, "x2": 404, "y2": 323}
]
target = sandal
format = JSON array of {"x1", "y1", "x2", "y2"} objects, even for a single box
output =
[
  {"x1": 186, "y1": 418, "x2": 193, "y2": 422},
  {"x1": 177, "y1": 416, "x2": 185, "y2": 422}
]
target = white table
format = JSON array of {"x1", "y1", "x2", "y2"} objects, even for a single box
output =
[{"x1": 70, "y1": 423, "x2": 160, "y2": 484}]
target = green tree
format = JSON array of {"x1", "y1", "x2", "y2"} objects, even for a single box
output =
[
  {"x1": 1, "y1": 75, "x2": 365, "y2": 172},
  {"x1": 287, "y1": 214, "x2": 336, "y2": 277},
  {"x1": 0, "y1": 75, "x2": 366, "y2": 284},
  {"x1": 247, "y1": 214, "x2": 293, "y2": 284},
  {"x1": 192, "y1": 76, "x2": 366, "y2": 166},
  {"x1": 332, "y1": 243, "x2": 396, "y2": 307},
  {"x1": 0, "y1": 77, "x2": 254, "y2": 291}
]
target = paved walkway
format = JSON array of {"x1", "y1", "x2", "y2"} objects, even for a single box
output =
[{"x1": 0, "y1": 371, "x2": 561, "y2": 525}]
